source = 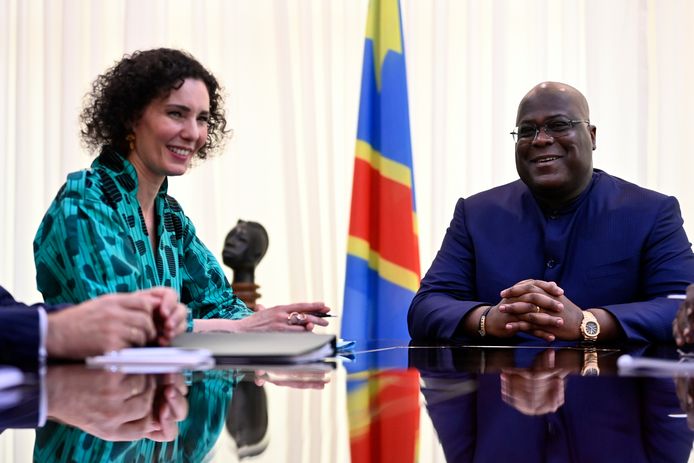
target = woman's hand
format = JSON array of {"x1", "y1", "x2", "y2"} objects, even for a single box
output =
[
  {"x1": 240, "y1": 302, "x2": 331, "y2": 332},
  {"x1": 194, "y1": 302, "x2": 332, "y2": 332}
]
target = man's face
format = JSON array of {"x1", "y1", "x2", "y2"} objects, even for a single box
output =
[{"x1": 514, "y1": 86, "x2": 596, "y2": 205}]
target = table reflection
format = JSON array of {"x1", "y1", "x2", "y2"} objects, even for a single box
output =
[
  {"x1": 4, "y1": 345, "x2": 694, "y2": 462},
  {"x1": 410, "y1": 346, "x2": 694, "y2": 463},
  {"x1": 34, "y1": 368, "x2": 229, "y2": 462},
  {"x1": 11, "y1": 363, "x2": 335, "y2": 462}
]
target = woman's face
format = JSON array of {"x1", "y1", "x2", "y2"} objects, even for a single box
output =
[{"x1": 129, "y1": 78, "x2": 210, "y2": 183}]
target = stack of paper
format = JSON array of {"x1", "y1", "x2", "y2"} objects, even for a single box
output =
[
  {"x1": 86, "y1": 347, "x2": 214, "y2": 372},
  {"x1": 172, "y1": 332, "x2": 336, "y2": 364},
  {"x1": 617, "y1": 355, "x2": 694, "y2": 376}
]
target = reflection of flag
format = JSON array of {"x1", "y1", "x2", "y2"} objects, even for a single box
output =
[
  {"x1": 347, "y1": 368, "x2": 420, "y2": 463},
  {"x1": 344, "y1": 1, "x2": 421, "y2": 462},
  {"x1": 342, "y1": 0, "x2": 419, "y2": 344}
]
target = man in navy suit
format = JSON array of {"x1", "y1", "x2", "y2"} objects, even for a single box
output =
[
  {"x1": 0, "y1": 285, "x2": 186, "y2": 364},
  {"x1": 409, "y1": 81, "x2": 694, "y2": 343}
]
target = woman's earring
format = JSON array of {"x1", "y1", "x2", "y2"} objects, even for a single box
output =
[{"x1": 126, "y1": 134, "x2": 135, "y2": 152}]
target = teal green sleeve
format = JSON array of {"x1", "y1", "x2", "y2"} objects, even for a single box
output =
[{"x1": 33, "y1": 174, "x2": 145, "y2": 304}]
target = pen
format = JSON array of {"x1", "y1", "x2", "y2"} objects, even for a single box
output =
[
  {"x1": 667, "y1": 294, "x2": 686, "y2": 300},
  {"x1": 309, "y1": 312, "x2": 338, "y2": 318}
]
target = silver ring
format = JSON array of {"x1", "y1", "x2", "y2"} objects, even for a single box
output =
[{"x1": 287, "y1": 312, "x2": 307, "y2": 325}]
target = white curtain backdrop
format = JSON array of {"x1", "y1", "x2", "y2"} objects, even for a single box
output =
[{"x1": 1, "y1": 1, "x2": 694, "y2": 462}]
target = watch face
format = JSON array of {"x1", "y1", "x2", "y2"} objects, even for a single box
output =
[{"x1": 586, "y1": 321, "x2": 599, "y2": 336}]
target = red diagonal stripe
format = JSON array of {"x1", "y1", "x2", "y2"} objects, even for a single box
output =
[{"x1": 348, "y1": 158, "x2": 420, "y2": 274}]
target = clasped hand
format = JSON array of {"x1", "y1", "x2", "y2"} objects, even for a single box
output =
[
  {"x1": 46, "y1": 287, "x2": 188, "y2": 359},
  {"x1": 46, "y1": 365, "x2": 188, "y2": 442},
  {"x1": 485, "y1": 279, "x2": 584, "y2": 341},
  {"x1": 500, "y1": 348, "x2": 579, "y2": 415}
]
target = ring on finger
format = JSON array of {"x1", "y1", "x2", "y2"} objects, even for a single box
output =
[
  {"x1": 534, "y1": 305, "x2": 541, "y2": 313},
  {"x1": 287, "y1": 311, "x2": 308, "y2": 325}
]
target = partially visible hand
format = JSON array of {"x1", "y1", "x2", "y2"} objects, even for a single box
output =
[
  {"x1": 484, "y1": 279, "x2": 565, "y2": 341},
  {"x1": 146, "y1": 287, "x2": 188, "y2": 345},
  {"x1": 46, "y1": 290, "x2": 161, "y2": 359},
  {"x1": 499, "y1": 349, "x2": 578, "y2": 415},
  {"x1": 145, "y1": 373, "x2": 189, "y2": 441},
  {"x1": 673, "y1": 284, "x2": 694, "y2": 346},
  {"x1": 253, "y1": 366, "x2": 332, "y2": 390},
  {"x1": 238, "y1": 302, "x2": 332, "y2": 332},
  {"x1": 496, "y1": 280, "x2": 585, "y2": 341},
  {"x1": 675, "y1": 375, "x2": 694, "y2": 430},
  {"x1": 46, "y1": 366, "x2": 188, "y2": 441}
]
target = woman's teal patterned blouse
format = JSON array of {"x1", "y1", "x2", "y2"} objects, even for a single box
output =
[{"x1": 33, "y1": 149, "x2": 252, "y2": 324}]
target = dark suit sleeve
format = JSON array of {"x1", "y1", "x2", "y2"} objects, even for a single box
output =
[
  {"x1": 0, "y1": 286, "x2": 61, "y2": 364},
  {"x1": 602, "y1": 196, "x2": 694, "y2": 342},
  {"x1": 0, "y1": 385, "x2": 41, "y2": 430},
  {"x1": 408, "y1": 199, "x2": 490, "y2": 340}
]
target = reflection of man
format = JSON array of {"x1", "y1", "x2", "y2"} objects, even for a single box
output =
[
  {"x1": 222, "y1": 220, "x2": 269, "y2": 284},
  {"x1": 0, "y1": 285, "x2": 186, "y2": 363},
  {"x1": 673, "y1": 284, "x2": 694, "y2": 346},
  {"x1": 412, "y1": 347, "x2": 694, "y2": 463},
  {"x1": 409, "y1": 82, "x2": 694, "y2": 343}
]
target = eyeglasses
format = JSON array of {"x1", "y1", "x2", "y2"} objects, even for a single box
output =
[{"x1": 510, "y1": 119, "x2": 590, "y2": 143}]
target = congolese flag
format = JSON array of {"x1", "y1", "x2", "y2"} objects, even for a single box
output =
[
  {"x1": 343, "y1": 1, "x2": 421, "y2": 462},
  {"x1": 341, "y1": 0, "x2": 420, "y2": 344}
]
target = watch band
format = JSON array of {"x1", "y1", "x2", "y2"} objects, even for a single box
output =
[{"x1": 477, "y1": 305, "x2": 493, "y2": 337}]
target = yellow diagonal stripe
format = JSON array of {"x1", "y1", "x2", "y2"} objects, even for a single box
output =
[
  {"x1": 347, "y1": 374, "x2": 406, "y2": 438},
  {"x1": 348, "y1": 236, "x2": 419, "y2": 292},
  {"x1": 356, "y1": 140, "x2": 411, "y2": 188},
  {"x1": 366, "y1": 0, "x2": 402, "y2": 89}
]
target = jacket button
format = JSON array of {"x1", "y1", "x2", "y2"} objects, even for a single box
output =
[{"x1": 546, "y1": 259, "x2": 556, "y2": 269}]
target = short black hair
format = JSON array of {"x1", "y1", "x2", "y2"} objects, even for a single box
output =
[{"x1": 80, "y1": 48, "x2": 227, "y2": 159}]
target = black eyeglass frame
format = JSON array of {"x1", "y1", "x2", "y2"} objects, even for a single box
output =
[{"x1": 510, "y1": 119, "x2": 590, "y2": 143}]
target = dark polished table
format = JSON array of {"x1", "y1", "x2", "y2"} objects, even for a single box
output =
[{"x1": 1, "y1": 341, "x2": 693, "y2": 462}]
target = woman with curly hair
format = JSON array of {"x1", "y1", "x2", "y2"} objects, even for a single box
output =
[{"x1": 33, "y1": 48, "x2": 329, "y2": 334}]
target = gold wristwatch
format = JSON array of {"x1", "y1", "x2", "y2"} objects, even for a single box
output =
[
  {"x1": 579, "y1": 311, "x2": 600, "y2": 342},
  {"x1": 581, "y1": 348, "x2": 600, "y2": 376}
]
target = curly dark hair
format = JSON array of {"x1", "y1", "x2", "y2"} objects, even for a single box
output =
[{"x1": 80, "y1": 48, "x2": 227, "y2": 159}]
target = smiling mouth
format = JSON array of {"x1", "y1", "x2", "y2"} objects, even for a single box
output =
[
  {"x1": 532, "y1": 156, "x2": 560, "y2": 164},
  {"x1": 168, "y1": 146, "x2": 193, "y2": 157}
]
